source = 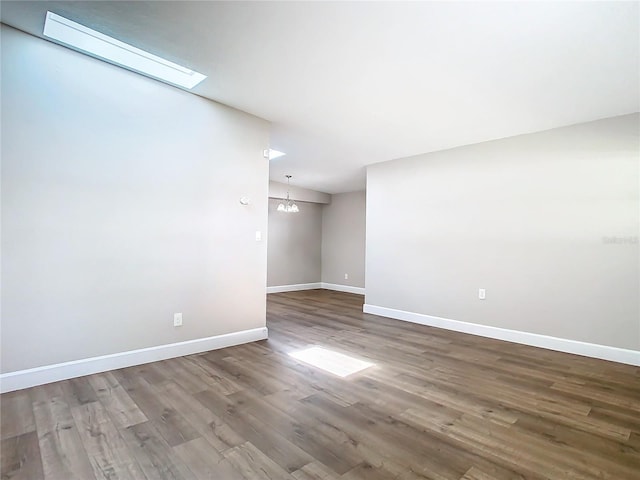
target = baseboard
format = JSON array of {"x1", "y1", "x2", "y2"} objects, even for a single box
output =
[
  {"x1": 266, "y1": 283, "x2": 322, "y2": 293},
  {"x1": 266, "y1": 282, "x2": 365, "y2": 295},
  {"x1": 363, "y1": 304, "x2": 640, "y2": 367},
  {"x1": 0, "y1": 327, "x2": 268, "y2": 393},
  {"x1": 321, "y1": 283, "x2": 365, "y2": 295}
]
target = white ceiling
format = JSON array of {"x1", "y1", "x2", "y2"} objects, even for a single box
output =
[{"x1": 2, "y1": 1, "x2": 638, "y2": 193}]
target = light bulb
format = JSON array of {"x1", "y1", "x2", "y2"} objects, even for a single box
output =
[{"x1": 277, "y1": 203, "x2": 285, "y2": 212}]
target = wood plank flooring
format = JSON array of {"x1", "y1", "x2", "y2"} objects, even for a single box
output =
[{"x1": 1, "y1": 289, "x2": 639, "y2": 479}]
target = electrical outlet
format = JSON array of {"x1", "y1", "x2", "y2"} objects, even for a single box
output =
[
  {"x1": 344, "y1": 273, "x2": 349, "y2": 280},
  {"x1": 174, "y1": 313, "x2": 183, "y2": 327},
  {"x1": 478, "y1": 289, "x2": 486, "y2": 300}
]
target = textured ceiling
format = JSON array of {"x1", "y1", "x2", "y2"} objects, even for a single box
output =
[{"x1": 2, "y1": 1, "x2": 638, "y2": 193}]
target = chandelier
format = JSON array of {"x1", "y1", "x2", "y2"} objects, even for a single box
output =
[{"x1": 277, "y1": 175, "x2": 299, "y2": 213}]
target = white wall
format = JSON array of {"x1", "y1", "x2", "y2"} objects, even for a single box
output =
[
  {"x1": 321, "y1": 191, "x2": 366, "y2": 288},
  {"x1": 269, "y1": 181, "x2": 330, "y2": 204},
  {"x1": 1, "y1": 26, "x2": 270, "y2": 373},
  {"x1": 267, "y1": 199, "x2": 322, "y2": 287},
  {"x1": 266, "y1": 190, "x2": 366, "y2": 291},
  {"x1": 366, "y1": 114, "x2": 639, "y2": 352}
]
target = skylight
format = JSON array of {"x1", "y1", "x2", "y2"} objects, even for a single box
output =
[
  {"x1": 288, "y1": 346, "x2": 374, "y2": 377},
  {"x1": 267, "y1": 149, "x2": 286, "y2": 160},
  {"x1": 43, "y1": 11, "x2": 206, "y2": 89}
]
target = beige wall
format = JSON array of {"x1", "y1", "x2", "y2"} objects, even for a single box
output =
[
  {"x1": 1, "y1": 26, "x2": 270, "y2": 373},
  {"x1": 366, "y1": 114, "x2": 639, "y2": 350},
  {"x1": 267, "y1": 199, "x2": 322, "y2": 286},
  {"x1": 321, "y1": 191, "x2": 366, "y2": 287}
]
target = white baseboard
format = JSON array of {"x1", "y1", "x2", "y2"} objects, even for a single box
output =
[
  {"x1": 0, "y1": 327, "x2": 268, "y2": 394},
  {"x1": 321, "y1": 283, "x2": 365, "y2": 295},
  {"x1": 266, "y1": 282, "x2": 364, "y2": 295},
  {"x1": 266, "y1": 283, "x2": 322, "y2": 293},
  {"x1": 363, "y1": 304, "x2": 640, "y2": 367}
]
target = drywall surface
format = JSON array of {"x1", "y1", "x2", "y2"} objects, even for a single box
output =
[
  {"x1": 269, "y1": 180, "x2": 331, "y2": 204},
  {"x1": 366, "y1": 114, "x2": 639, "y2": 350},
  {"x1": 1, "y1": 26, "x2": 270, "y2": 373},
  {"x1": 321, "y1": 191, "x2": 366, "y2": 288},
  {"x1": 267, "y1": 199, "x2": 323, "y2": 287}
]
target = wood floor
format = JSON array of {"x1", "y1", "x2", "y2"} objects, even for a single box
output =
[{"x1": 1, "y1": 290, "x2": 639, "y2": 480}]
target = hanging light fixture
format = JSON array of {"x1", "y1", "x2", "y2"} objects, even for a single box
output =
[{"x1": 277, "y1": 175, "x2": 299, "y2": 213}]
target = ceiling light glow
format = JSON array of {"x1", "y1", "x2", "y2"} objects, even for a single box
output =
[{"x1": 43, "y1": 11, "x2": 206, "y2": 89}]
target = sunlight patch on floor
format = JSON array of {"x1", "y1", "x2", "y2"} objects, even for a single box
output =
[{"x1": 288, "y1": 346, "x2": 375, "y2": 377}]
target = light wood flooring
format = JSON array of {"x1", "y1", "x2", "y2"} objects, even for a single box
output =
[{"x1": 1, "y1": 289, "x2": 639, "y2": 479}]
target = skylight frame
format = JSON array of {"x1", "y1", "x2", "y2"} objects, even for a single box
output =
[{"x1": 43, "y1": 11, "x2": 206, "y2": 89}]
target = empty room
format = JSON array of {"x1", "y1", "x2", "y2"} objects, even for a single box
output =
[{"x1": 1, "y1": 1, "x2": 639, "y2": 479}]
